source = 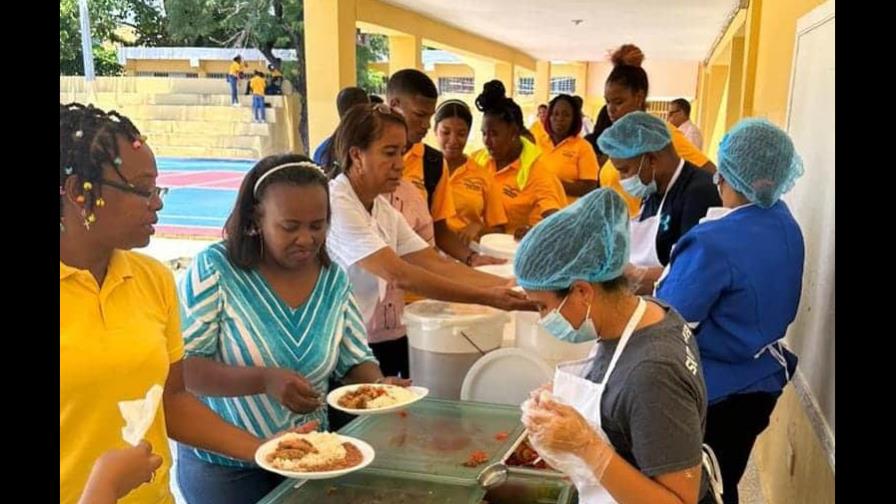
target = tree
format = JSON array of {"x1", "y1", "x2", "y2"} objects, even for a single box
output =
[
  {"x1": 166, "y1": 0, "x2": 312, "y2": 148},
  {"x1": 60, "y1": 0, "x2": 125, "y2": 75},
  {"x1": 60, "y1": 0, "x2": 174, "y2": 76},
  {"x1": 166, "y1": 1, "x2": 389, "y2": 150},
  {"x1": 357, "y1": 33, "x2": 388, "y2": 95}
]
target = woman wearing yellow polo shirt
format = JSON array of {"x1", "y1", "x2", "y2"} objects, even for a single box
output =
[
  {"x1": 60, "y1": 103, "x2": 287, "y2": 504},
  {"x1": 539, "y1": 94, "x2": 599, "y2": 203},
  {"x1": 602, "y1": 44, "x2": 717, "y2": 216},
  {"x1": 473, "y1": 81, "x2": 567, "y2": 239},
  {"x1": 434, "y1": 99, "x2": 508, "y2": 244},
  {"x1": 226, "y1": 55, "x2": 242, "y2": 106}
]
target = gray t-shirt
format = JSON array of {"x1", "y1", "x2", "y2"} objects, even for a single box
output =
[{"x1": 586, "y1": 298, "x2": 708, "y2": 492}]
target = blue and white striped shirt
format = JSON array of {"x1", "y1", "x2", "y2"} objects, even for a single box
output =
[{"x1": 178, "y1": 242, "x2": 377, "y2": 467}]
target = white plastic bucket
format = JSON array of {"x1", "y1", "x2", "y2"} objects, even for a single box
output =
[
  {"x1": 474, "y1": 263, "x2": 515, "y2": 279},
  {"x1": 514, "y1": 311, "x2": 594, "y2": 368},
  {"x1": 404, "y1": 300, "x2": 510, "y2": 399},
  {"x1": 478, "y1": 233, "x2": 519, "y2": 261}
]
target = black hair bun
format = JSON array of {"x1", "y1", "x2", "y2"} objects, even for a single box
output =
[{"x1": 475, "y1": 80, "x2": 507, "y2": 112}]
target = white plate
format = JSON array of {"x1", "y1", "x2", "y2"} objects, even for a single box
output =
[
  {"x1": 326, "y1": 384, "x2": 429, "y2": 415},
  {"x1": 255, "y1": 434, "x2": 375, "y2": 480},
  {"x1": 460, "y1": 348, "x2": 552, "y2": 406}
]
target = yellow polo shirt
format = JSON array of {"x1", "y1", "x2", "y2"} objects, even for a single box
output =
[
  {"x1": 250, "y1": 75, "x2": 266, "y2": 96},
  {"x1": 486, "y1": 156, "x2": 567, "y2": 234},
  {"x1": 60, "y1": 250, "x2": 184, "y2": 504},
  {"x1": 402, "y1": 142, "x2": 456, "y2": 222},
  {"x1": 446, "y1": 157, "x2": 508, "y2": 232},
  {"x1": 530, "y1": 120, "x2": 551, "y2": 151},
  {"x1": 539, "y1": 135, "x2": 599, "y2": 204}
]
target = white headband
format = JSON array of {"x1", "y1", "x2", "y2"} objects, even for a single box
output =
[{"x1": 253, "y1": 161, "x2": 325, "y2": 197}]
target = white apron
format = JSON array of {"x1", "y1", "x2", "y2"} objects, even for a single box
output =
[
  {"x1": 553, "y1": 297, "x2": 723, "y2": 503},
  {"x1": 629, "y1": 160, "x2": 684, "y2": 268}
]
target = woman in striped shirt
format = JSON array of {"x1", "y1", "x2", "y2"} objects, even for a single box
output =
[{"x1": 176, "y1": 155, "x2": 406, "y2": 504}]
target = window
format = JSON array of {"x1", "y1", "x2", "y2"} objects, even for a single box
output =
[
  {"x1": 135, "y1": 71, "x2": 198, "y2": 78},
  {"x1": 517, "y1": 77, "x2": 535, "y2": 95},
  {"x1": 550, "y1": 77, "x2": 576, "y2": 95},
  {"x1": 646, "y1": 100, "x2": 673, "y2": 120},
  {"x1": 438, "y1": 77, "x2": 475, "y2": 94}
]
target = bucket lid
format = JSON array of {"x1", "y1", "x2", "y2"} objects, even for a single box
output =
[
  {"x1": 404, "y1": 300, "x2": 507, "y2": 326},
  {"x1": 460, "y1": 348, "x2": 553, "y2": 405},
  {"x1": 479, "y1": 233, "x2": 519, "y2": 258}
]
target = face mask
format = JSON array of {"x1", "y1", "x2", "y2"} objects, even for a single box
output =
[
  {"x1": 621, "y1": 155, "x2": 657, "y2": 198},
  {"x1": 538, "y1": 294, "x2": 598, "y2": 343}
]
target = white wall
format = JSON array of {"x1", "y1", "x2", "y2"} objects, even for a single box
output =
[{"x1": 782, "y1": 0, "x2": 835, "y2": 463}]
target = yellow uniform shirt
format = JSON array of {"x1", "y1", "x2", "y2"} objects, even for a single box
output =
[
  {"x1": 60, "y1": 251, "x2": 184, "y2": 504},
  {"x1": 250, "y1": 76, "x2": 266, "y2": 96},
  {"x1": 402, "y1": 142, "x2": 457, "y2": 222},
  {"x1": 600, "y1": 121, "x2": 711, "y2": 217},
  {"x1": 530, "y1": 120, "x2": 551, "y2": 151},
  {"x1": 538, "y1": 135, "x2": 599, "y2": 204},
  {"x1": 446, "y1": 157, "x2": 508, "y2": 233},
  {"x1": 228, "y1": 61, "x2": 242, "y2": 77},
  {"x1": 486, "y1": 156, "x2": 567, "y2": 234}
]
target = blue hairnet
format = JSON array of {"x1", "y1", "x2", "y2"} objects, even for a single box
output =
[
  {"x1": 597, "y1": 111, "x2": 672, "y2": 159},
  {"x1": 514, "y1": 189, "x2": 630, "y2": 291},
  {"x1": 717, "y1": 118, "x2": 804, "y2": 208}
]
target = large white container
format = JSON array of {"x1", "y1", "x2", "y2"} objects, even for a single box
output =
[
  {"x1": 474, "y1": 262, "x2": 514, "y2": 279},
  {"x1": 478, "y1": 233, "x2": 519, "y2": 261},
  {"x1": 404, "y1": 300, "x2": 510, "y2": 400},
  {"x1": 514, "y1": 311, "x2": 594, "y2": 368}
]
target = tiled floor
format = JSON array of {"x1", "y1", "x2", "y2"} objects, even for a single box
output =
[{"x1": 740, "y1": 453, "x2": 767, "y2": 504}]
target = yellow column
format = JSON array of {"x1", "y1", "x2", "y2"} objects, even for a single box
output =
[
  {"x1": 705, "y1": 65, "x2": 730, "y2": 162},
  {"x1": 388, "y1": 35, "x2": 422, "y2": 75},
  {"x1": 534, "y1": 60, "x2": 551, "y2": 106},
  {"x1": 725, "y1": 36, "x2": 746, "y2": 130},
  {"x1": 464, "y1": 57, "x2": 496, "y2": 98},
  {"x1": 739, "y1": 0, "x2": 763, "y2": 118},
  {"x1": 570, "y1": 62, "x2": 587, "y2": 97},
  {"x1": 495, "y1": 62, "x2": 514, "y2": 95},
  {"x1": 304, "y1": 0, "x2": 358, "y2": 154}
]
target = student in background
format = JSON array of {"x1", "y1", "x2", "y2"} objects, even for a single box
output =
[{"x1": 249, "y1": 71, "x2": 267, "y2": 123}]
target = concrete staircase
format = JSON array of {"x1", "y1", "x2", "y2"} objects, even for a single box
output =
[{"x1": 60, "y1": 77, "x2": 302, "y2": 159}]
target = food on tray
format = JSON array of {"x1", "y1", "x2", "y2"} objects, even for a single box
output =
[
  {"x1": 462, "y1": 450, "x2": 489, "y2": 467},
  {"x1": 505, "y1": 438, "x2": 551, "y2": 470}
]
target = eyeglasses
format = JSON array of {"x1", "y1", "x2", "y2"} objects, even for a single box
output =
[{"x1": 101, "y1": 178, "x2": 169, "y2": 201}]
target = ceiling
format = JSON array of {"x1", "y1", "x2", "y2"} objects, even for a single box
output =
[{"x1": 379, "y1": 0, "x2": 740, "y2": 62}]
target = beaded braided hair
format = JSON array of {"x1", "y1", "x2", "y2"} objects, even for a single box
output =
[{"x1": 59, "y1": 102, "x2": 146, "y2": 231}]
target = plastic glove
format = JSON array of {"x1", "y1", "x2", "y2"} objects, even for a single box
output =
[{"x1": 522, "y1": 398, "x2": 615, "y2": 483}]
